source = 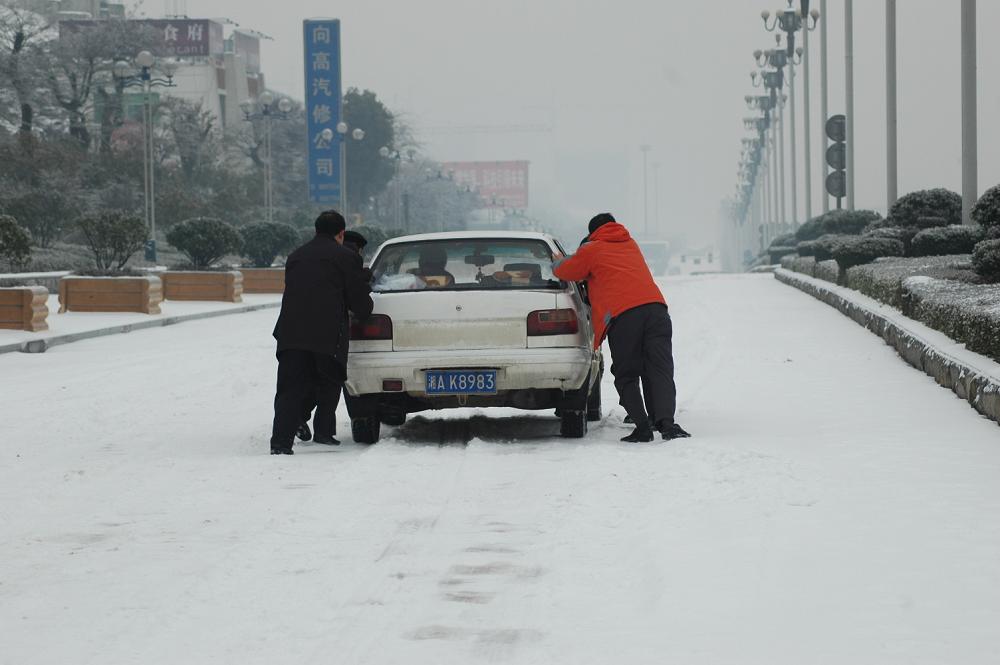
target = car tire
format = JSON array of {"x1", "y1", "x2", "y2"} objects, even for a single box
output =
[
  {"x1": 351, "y1": 417, "x2": 381, "y2": 444},
  {"x1": 560, "y1": 409, "x2": 588, "y2": 438},
  {"x1": 586, "y1": 376, "x2": 602, "y2": 422},
  {"x1": 379, "y1": 409, "x2": 406, "y2": 427}
]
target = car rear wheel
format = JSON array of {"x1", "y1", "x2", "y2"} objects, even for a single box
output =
[
  {"x1": 379, "y1": 404, "x2": 406, "y2": 427},
  {"x1": 560, "y1": 409, "x2": 588, "y2": 438},
  {"x1": 586, "y1": 372, "x2": 602, "y2": 422},
  {"x1": 351, "y1": 417, "x2": 381, "y2": 444}
]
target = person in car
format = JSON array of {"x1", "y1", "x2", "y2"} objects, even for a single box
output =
[
  {"x1": 409, "y1": 245, "x2": 455, "y2": 286},
  {"x1": 553, "y1": 212, "x2": 691, "y2": 443},
  {"x1": 296, "y1": 229, "x2": 370, "y2": 446},
  {"x1": 270, "y1": 211, "x2": 373, "y2": 455}
]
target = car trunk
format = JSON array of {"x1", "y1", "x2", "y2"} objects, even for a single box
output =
[{"x1": 378, "y1": 290, "x2": 559, "y2": 351}]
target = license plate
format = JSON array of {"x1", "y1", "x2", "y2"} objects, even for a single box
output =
[{"x1": 425, "y1": 370, "x2": 498, "y2": 395}]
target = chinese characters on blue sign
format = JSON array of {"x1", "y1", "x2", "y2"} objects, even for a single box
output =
[{"x1": 303, "y1": 20, "x2": 342, "y2": 205}]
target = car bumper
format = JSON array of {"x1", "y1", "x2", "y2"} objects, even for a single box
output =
[{"x1": 345, "y1": 347, "x2": 594, "y2": 397}]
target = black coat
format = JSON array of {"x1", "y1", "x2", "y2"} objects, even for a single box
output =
[{"x1": 272, "y1": 234, "x2": 374, "y2": 366}]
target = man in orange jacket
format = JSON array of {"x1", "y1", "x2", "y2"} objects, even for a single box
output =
[{"x1": 554, "y1": 213, "x2": 691, "y2": 442}]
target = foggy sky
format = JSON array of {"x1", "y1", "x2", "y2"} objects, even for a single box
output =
[{"x1": 129, "y1": 0, "x2": 1000, "y2": 246}]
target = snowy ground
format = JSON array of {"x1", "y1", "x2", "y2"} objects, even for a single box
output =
[{"x1": 1, "y1": 274, "x2": 999, "y2": 665}]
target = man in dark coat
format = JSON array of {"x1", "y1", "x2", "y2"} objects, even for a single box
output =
[
  {"x1": 270, "y1": 211, "x2": 373, "y2": 455},
  {"x1": 296, "y1": 229, "x2": 371, "y2": 445}
]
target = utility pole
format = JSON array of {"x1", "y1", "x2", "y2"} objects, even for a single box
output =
[
  {"x1": 886, "y1": 0, "x2": 898, "y2": 211},
  {"x1": 803, "y1": 4, "x2": 814, "y2": 221},
  {"x1": 790, "y1": 61, "x2": 798, "y2": 227},
  {"x1": 640, "y1": 144, "x2": 651, "y2": 237},
  {"x1": 961, "y1": 0, "x2": 977, "y2": 225},
  {"x1": 778, "y1": 96, "x2": 787, "y2": 227},
  {"x1": 820, "y1": 0, "x2": 829, "y2": 212},
  {"x1": 845, "y1": 0, "x2": 855, "y2": 210}
]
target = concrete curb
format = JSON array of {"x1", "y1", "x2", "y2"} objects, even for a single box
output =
[
  {"x1": 775, "y1": 268, "x2": 1000, "y2": 427},
  {"x1": 0, "y1": 301, "x2": 281, "y2": 355}
]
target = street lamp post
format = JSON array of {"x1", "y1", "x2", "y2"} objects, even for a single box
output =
[
  {"x1": 886, "y1": 0, "x2": 898, "y2": 211},
  {"x1": 845, "y1": 0, "x2": 856, "y2": 210},
  {"x1": 640, "y1": 144, "x2": 651, "y2": 238},
  {"x1": 820, "y1": 0, "x2": 830, "y2": 212},
  {"x1": 332, "y1": 121, "x2": 365, "y2": 218},
  {"x1": 800, "y1": 3, "x2": 821, "y2": 221},
  {"x1": 961, "y1": 0, "x2": 977, "y2": 225},
  {"x1": 241, "y1": 92, "x2": 293, "y2": 224},
  {"x1": 112, "y1": 50, "x2": 176, "y2": 263}
]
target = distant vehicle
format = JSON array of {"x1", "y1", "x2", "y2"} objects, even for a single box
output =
[
  {"x1": 668, "y1": 247, "x2": 722, "y2": 276},
  {"x1": 345, "y1": 231, "x2": 603, "y2": 444},
  {"x1": 638, "y1": 240, "x2": 671, "y2": 276}
]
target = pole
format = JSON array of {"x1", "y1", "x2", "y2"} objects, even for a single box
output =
[
  {"x1": 653, "y1": 162, "x2": 660, "y2": 234},
  {"x1": 845, "y1": 0, "x2": 855, "y2": 210},
  {"x1": 265, "y1": 117, "x2": 273, "y2": 223},
  {"x1": 771, "y1": 130, "x2": 779, "y2": 236},
  {"x1": 961, "y1": 0, "x2": 977, "y2": 225},
  {"x1": 778, "y1": 96, "x2": 787, "y2": 228},
  {"x1": 141, "y1": 85, "x2": 150, "y2": 252},
  {"x1": 340, "y1": 138, "x2": 347, "y2": 216},
  {"x1": 820, "y1": 0, "x2": 829, "y2": 212},
  {"x1": 886, "y1": 0, "x2": 898, "y2": 211},
  {"x1": 790, "y1": 63, "x2": 798, "y2": 228},
  {"x1": 640, "y1": 144, "x2": 650, "y2": 237},
  {"x1": 803, "y1": 18, "x2": 813, "y2": 221},
  {"x1": 146, "y1": 81, "x2": 157, "y2": 262}
]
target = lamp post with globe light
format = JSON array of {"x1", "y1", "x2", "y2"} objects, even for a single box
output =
[
  {"x1": 112, "y1": 50, "x2": 177, "y2": 262},
  {"x1": 241, "y1": 92, "x2": 293, "y2": 224},
  {"x1": 321, "y1": 121, "x2": 366, "y2": 218}
]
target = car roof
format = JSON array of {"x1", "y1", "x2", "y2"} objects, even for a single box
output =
[{"x1": 381, "y1": 231, "x2": 557, "y2": 246}]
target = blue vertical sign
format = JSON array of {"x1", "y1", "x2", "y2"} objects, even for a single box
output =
[{"x1": 303, "y1": 19, "x2": 342, "y2": 205}]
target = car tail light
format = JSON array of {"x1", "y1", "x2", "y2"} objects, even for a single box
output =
[
  {"x1": 382, "y1": 379, "x2": 404, "y2": 392},
  {"x1": 527, "y1": 309, "x2": 579, "y2": 336},
  {"x1": 351, "y1": 314, "x2": 393, "y2": 340}
]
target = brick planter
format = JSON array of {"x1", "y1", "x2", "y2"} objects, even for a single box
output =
[
  {"x1": 160, "y1": 271, "x2": 243, "y2": 303},
  {"x1": 239, "y1": 267, "x2": 284, "y2": 294},
  {"x1": 59, "y1": 276, "x2": 162, "y2": 314},
  {"x1": 0, "y1": 286, "x2": 49, "y2": 331}
]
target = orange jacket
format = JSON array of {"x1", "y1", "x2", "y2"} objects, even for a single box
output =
[{"x1": 553, "y1": 222, "x2": 666, "y2": 348}]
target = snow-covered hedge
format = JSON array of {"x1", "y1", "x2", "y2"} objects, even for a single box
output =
[
  {"x1": 910, "y1": 225, "x2": 985, "y2": 257},
  {"x1": 795, "y1": 209, "x2": 881, "y2": 242},
  {"x1": 902, "y1": 276, "x2": 1000, "y2": 363},
  {"x1": 815, "y1": 259, "x2": 840, "y2": 284},
  {"x1": 780, "y1": 255, "x2": 817, "y2": 277},
  {"x1": 972, "y1": 239, "x2": 1000, "y2": 282},
  {"x1": 832, "y1": 236, "x2": 904, "y2": 271},
  {"x1": 888, "y1": 188, "x2": 962, "y2": 227},
  {"x1": 797, "y1": 234, "x2": 851, "y2": 261},
  {"x1": 768, "y1": 246, "x2": 797, "y2": 265},
  {"x1": 845, "y1": 255, "x2": 974, "y2": 308}
]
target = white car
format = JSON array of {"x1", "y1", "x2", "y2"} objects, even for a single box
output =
[{"x1": 344, "y1": 231, "x2": 603, "y2": 443}]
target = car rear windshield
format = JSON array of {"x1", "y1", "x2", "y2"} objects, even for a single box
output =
[{"x1": 371, "y1": 239, "x2": 561, "y2": 293}]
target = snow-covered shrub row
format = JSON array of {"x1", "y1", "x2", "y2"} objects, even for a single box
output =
[
  {"x1": 845, "y1": 255, "x2": 974, "y2": 309},
  {"x1": 972, "y1": 239, "x2": 1000, "y2": 282},
  {"x1": 902, "y1": 276, "x2": 1000, "y2": 363},
  {"x1": 910, "y1": 225, "x2": 985, "y2": 257},
  {"x1": 887, "y1": 188, "x2": 962, "y2": 227},
  {"x1": 795, "y1": 209, "x2": 881, "y2": 242},
  {"x1": 768, "y1": 246, "x2": 797, "y2": 265},
  {"x1": 0, "y1": 214, "x2": 31, "y2": 272},
  {"x1": 779, "y1": 254, "x2": 798, "y2": 271},
  {"x1": 832, "y1": 236, "x2": 905, "y2": 271},
  {"x1": 797, "y1": 234, "x2": 851, "y2": 261},
  {"x1": 815, "y1": 260, "x2": 840, "y2": 284}
]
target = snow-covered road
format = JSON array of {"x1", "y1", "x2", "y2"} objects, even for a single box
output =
[{"x1": 2, "y1": 274, "x2": 999, "y2": 665}]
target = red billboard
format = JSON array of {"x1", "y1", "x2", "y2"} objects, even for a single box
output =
[{"x1": 442, "y1": 161, "x2": 530, "y2": 210}]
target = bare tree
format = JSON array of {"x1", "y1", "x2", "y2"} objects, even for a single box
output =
[{"x1": 0, "y1": 0, "x2": 51, "y2": 151}]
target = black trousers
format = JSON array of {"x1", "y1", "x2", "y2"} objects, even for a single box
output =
[
  {"x1": 301, "y1": 385, "x2": 343, "y2": 436},
  {"x1": 607, "y1": 303, "x2": 677, "y2": 429},
  {"x1": 271, "y1": 350, "x2": 344, "y2": 449}
]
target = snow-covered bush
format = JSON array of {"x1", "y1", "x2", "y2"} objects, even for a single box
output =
[
  {"x1": 910, "y1": 225, "x2": 984, "y2": 257},
  {"x1": 166, "y1": 217, "x2": 242, "y2": 269},
  {"x1": 768, "y1": 246, "x2": 797, "y2": 265},
  {"x1": 76, "y1": 211, "x2": 147, "y2": 273},
  {"x1": 239, "y1": 222, "x2": 299, "y2": 268},
  {"x1": 815, "y1": 259, "x2": 840, "y2": 284},
  {"x1": 887, "y1": 188, "x2": 962, "y2": 227},
  {"x1": 799, "y1": 234, "x2": 851, "y2": 261},
  {"x1": 972, "y1": 239, "x2": 1000, "y2": 282},
  {"x1": 795, "y1": 209, "x2": 881, "y2": 242},
  {"x1": 1, "y1": 189, "x2": 72, "y2": 248},
  {"x1": 903, "y1": 276, "x2": 1000, "y2": 362},
  {"x1": 971, "y1": 184, "x2": 1000, "y2": 232},
  {"x1": 832, "y1": 236, "x2": 904, "y2": 271},
  {"x1": 770, "y1": 233, "x2": 797, "y2": 249},
  {"x1": 0, "y1": 214, "x2": 32, "y2": 272},
  {"x1": 846, "y1": 255, "x2": 976, "y2": 308}
]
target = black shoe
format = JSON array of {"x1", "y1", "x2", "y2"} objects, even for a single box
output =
[
  {"x1": 623, "y1": 415, "x2": 634, "y2": 424},
  {"x1": 621, "y1": 427, "x2": 654, "y2": 443},
  {"x1": 296, "y1": 422, "x2": 312, "y2": 442},
  {"x1": 270, "y1": 447, "x2": 294, "y2": 455},
  {"x1": 660, "y1": 423, "x2": 691, "y2": 441},
  {"x1": 312, "y1": 434, "x2": 341, "y2": 446}
]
